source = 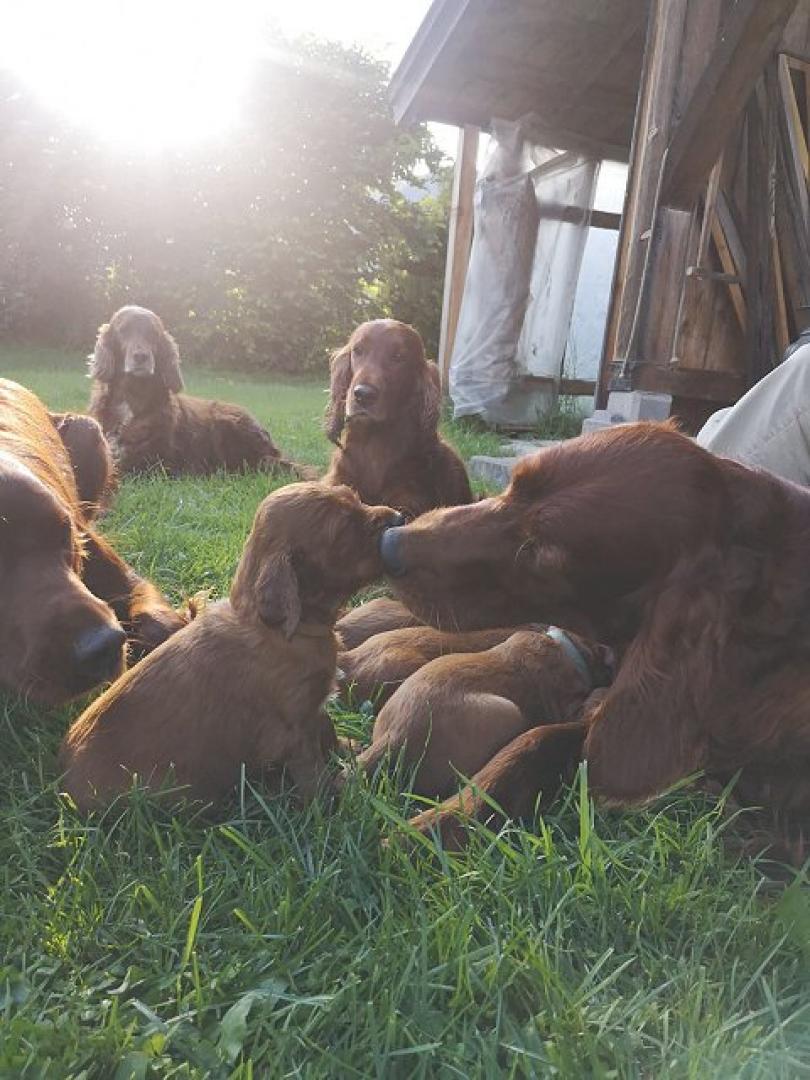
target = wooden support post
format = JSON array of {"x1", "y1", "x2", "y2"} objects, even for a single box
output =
[
  {"x1": 437, "y1": 124, "x2": 478, "y2": 392},
  {"x1": 597, "y1": 0, "x2": 690, "y2": 407},
  {"x1": 745, "y1": 90, "x2": 777, "y2": 385},
  {"x1": 778, "y1": 53, "x2": 810, "y2": 226},
  {"x1": 773, "y1": 234, "x2": 791, "y2": 353},
  {"x1": 691, "y1": 155, "x2": 724, "y2": 271},
  {"x1": 711, "y1": 193, "x2": 748, "y2": 331}
]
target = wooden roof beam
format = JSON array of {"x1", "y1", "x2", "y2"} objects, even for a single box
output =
[
  {"x1": 390, "y1": 0, "x2": 473, "y2": 124},
  {"x1": 661, "y1": 0, "x2": 799, "y2": 210}
]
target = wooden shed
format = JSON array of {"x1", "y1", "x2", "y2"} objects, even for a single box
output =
[{"x1": 391, "y1": 0, "x2": 810, "y2": 429}]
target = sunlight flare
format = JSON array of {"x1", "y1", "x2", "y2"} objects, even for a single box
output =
[{"x1": 1, "y1": 0, "x2": 269, "y2": 150}]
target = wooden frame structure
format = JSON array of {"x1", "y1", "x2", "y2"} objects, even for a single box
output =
[{"x1": 392, "y1": 0, "x2": 810, "y2": 427}]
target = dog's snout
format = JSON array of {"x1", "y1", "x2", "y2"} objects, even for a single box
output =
[
  {"x1": 132, "y1": 350, "x2": 150, "y2": 366},
  {"x1": 389, "y1": 511, "x2": 407, "y2": 528},
  {"x1": 380, "y1": 526, "x2": 407, "y2": 577},
  {"x1": 352, "y1": 383, "x2": 378, "y2": 406},
  {"x1": 73, "y1": 624, "x2": 126, "y2": 681}
]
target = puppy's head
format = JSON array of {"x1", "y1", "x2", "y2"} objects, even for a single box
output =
[
  {"x1": 324, "y1": 320, "x2": 439, "y2": 443},
  {"x1": 89, "y1": 306, "x2": 183, "y2": 393},
  {"x1": 231, "y1": 482, "x2": 404, "y2": 637}
]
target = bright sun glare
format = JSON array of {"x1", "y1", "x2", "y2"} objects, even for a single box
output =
[{"x1": 2, "y1": 0, "x2": 276, "y2": 151}]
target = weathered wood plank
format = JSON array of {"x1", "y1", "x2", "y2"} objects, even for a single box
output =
[
  {"x1": 662, "y1": 0, "x2": 799, "y2": 209},
  {"x1": 773, "y1": 234, "x2": 791, "y2": 354},
  {"x1": 744, "y1": 89, "x2": 777, "y2": 385},
  {"x1": 778, "y1": 53, "x2": 809, "y2": 227},
  {"x1": 604, "y1": 360, "x2": 745, "y2": 402},
  {"x1": 711, "y1": 191, "x2": 748, "y2": 331},
  {"x1": 599, "y1": 0, "x2": 689, "y2": 395},
  {"x1": 390, "y1": 0, "x2": 473, "y2": 124},
  {"x1": 533, "y1": 204, "x2": 621, "y2": 231}
]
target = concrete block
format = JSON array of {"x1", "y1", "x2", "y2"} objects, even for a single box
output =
[
  {"x1": 469, "y1": 455, "x2": 520, "y2": 488},
  {"x1": 581, "y1": 413, "x2": 620, "y2": 436},
  {"x1": 499, "y1": 438, "x2": 560, "y2": 456},
  {"x1": 606, "y1": 390, "x2": 672, "y2": 422}
]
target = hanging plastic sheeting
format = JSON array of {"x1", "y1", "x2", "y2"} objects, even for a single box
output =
[
  {"x1": 516, "y1": 153, "x2": 600, "y2": 382},
  {"x1": 449, "y1": 117, "x2": 598, "y2": 426},
  {"x1": 449, "y1": 119, "x2": 555, "y2": 419}
]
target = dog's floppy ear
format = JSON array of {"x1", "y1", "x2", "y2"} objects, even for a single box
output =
[
  {"x1": 255, "y1": 553, "x2": 302, "y2": 639},
  {"x1": 324, "y1": 343, "x2": 352, "y2": 445},
  {"x1": 89, "y1": 322, "x2": 118, "y2": 382},
  {"x1": 414, "y1": 359, "x2": 441, "y2": 440},
  {"x1": 157, "y1": 330, "x2": 184, "y2": 393}
]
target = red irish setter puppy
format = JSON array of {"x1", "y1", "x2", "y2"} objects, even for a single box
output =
[
  {"x1": 89, "y1": 306, "x2": 303, "y2": 477},
  {"x1": 324, "y1": 319, "x2": 473, "y2": 519},
  {"x1": 335, "y1": 597, "x2": 422, "y2": 651},
  {"x1": 60, "y1": 483, "x2": 403, "y2": 812},
  {"x1": 0, "y1": 379, "x2": 184, "y2": 704},
  {"x1": 349, "y1": 628, "x2": 613, "y2": 799},
  {"x1": 379, "y1": 421, "x2": 810, "y2": 855},
  {"x1": 338, "y1": 624, "x2": 544, "y2": 707}
]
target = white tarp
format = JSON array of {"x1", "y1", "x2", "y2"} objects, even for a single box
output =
[
  {"x1": 517, "y1": 152, "x2": 599, "y2": 380},
  {"x1": 449, "y1": 118, "x2": 598, "y2": 424}
]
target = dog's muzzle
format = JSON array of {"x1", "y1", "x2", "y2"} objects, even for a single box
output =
[{"x1": 380, "y1": 525, "x2": 408, "y2": 577}]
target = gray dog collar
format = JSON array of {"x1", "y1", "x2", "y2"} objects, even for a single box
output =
[{"x1": 546, "y1": 626, "x2": 592, "y2": 688}]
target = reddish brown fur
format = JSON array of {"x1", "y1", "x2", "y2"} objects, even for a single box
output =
[
  {"x1": 335, "y1": 597, "x2": 422, "y2": 651},
  {"x1": 89, "y1": 306, "x2": 304, "y2": 477},
  {"x1": 0, "y1": 379, "x2": 184, "y2": 703},
  {"x1": 338, "y1": 624, "x2": 544, "y2": 707},
  {"x1": 59, "y1": 482, "x2": 402, "y2": 813},
  {"x1": 350, "y1": 630, "x2": 612, "y2": 798},
  {"x1": 323, "y1": 320, "x2": 473, "y2": 518},
  {"x1": 381, "y1": 422, "x2": 810, "y2": 855}
]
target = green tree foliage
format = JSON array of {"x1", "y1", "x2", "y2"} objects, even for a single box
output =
[{"x1": 0, "y1": 37, "x2": 447, "y2": 371}]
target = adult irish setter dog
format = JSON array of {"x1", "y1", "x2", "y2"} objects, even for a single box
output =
[
  {"x1": 0, "y1": 379, "x2": 184, "y2": 704},
  {"x1": 89, "y1": 306, "x2": 301, "y2": 476},
  {"x1": 324, "y1": 320, "x2": 473, "y2": 518},
  {"x1": 60, "y1": 483, "x2": 403, "y2": 812},
  {"x1": 380, "y1": 421, "x2": 810, "y2": 855}
]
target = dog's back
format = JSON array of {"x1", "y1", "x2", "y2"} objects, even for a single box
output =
[
  {"x1": 339, "y1": 624, "x2": 533, "y2": 706},
  {"x1": 59, "y1": 600, "x2": 337, "y2": 811}
]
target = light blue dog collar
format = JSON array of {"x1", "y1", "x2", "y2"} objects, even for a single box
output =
[{"x1": 546, "y1": 626, "x2": 592, "y2": 688}]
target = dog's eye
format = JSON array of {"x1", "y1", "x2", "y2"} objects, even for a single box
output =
[{"x1": 352, "y1": 343, "x2": 366, "y2": 358}]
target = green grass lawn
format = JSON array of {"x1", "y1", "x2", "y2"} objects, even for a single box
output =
[{"x1": 1, "y1": 346, "x2": 809, "y2": 1078}]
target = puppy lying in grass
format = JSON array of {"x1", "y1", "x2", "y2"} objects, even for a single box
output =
[
  {"x1": 338, "y1": 624, "x2": 544, "y2": 707},
  {"x1": 349, "y1": 628, "x2": 614, "y2": 799},
  {"x1": 59, "y1": 483, "x2": 402, "y2": 813},
  {"x1": 335, "y1": 596, "x2": 421, "y2": 651}
]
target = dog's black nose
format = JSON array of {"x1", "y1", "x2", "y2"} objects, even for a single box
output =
[
  {"x1": 73, "y1": 624, "x2": 126, "y2": 682},
  {"x1": 352, "y1": 383, "x2": 378, "y2": 405},
  {"x1": 380, "y1": 526, "x2": 407, "y2": 577},
  {"x1": 389, "y1": 512, "x2": 407, "y2": 528}
]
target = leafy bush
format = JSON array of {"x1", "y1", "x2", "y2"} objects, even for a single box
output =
[{"x1": 0, "y1": 36, "x2": 447, "y2": 371}]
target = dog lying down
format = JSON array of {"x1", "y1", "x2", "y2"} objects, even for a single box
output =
[
  {"x1": 347, "y1": 627, "x2": 614, "y2": 799},
  {"x1": 60, "y1": 483, "x2": 403, "y2": 813},
  {"x1": 335, "y1": 597, "x2": 422, "y2": 651},
  {"x1": 338, "y1": 624, "x2": 546, "y2": 707}
]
